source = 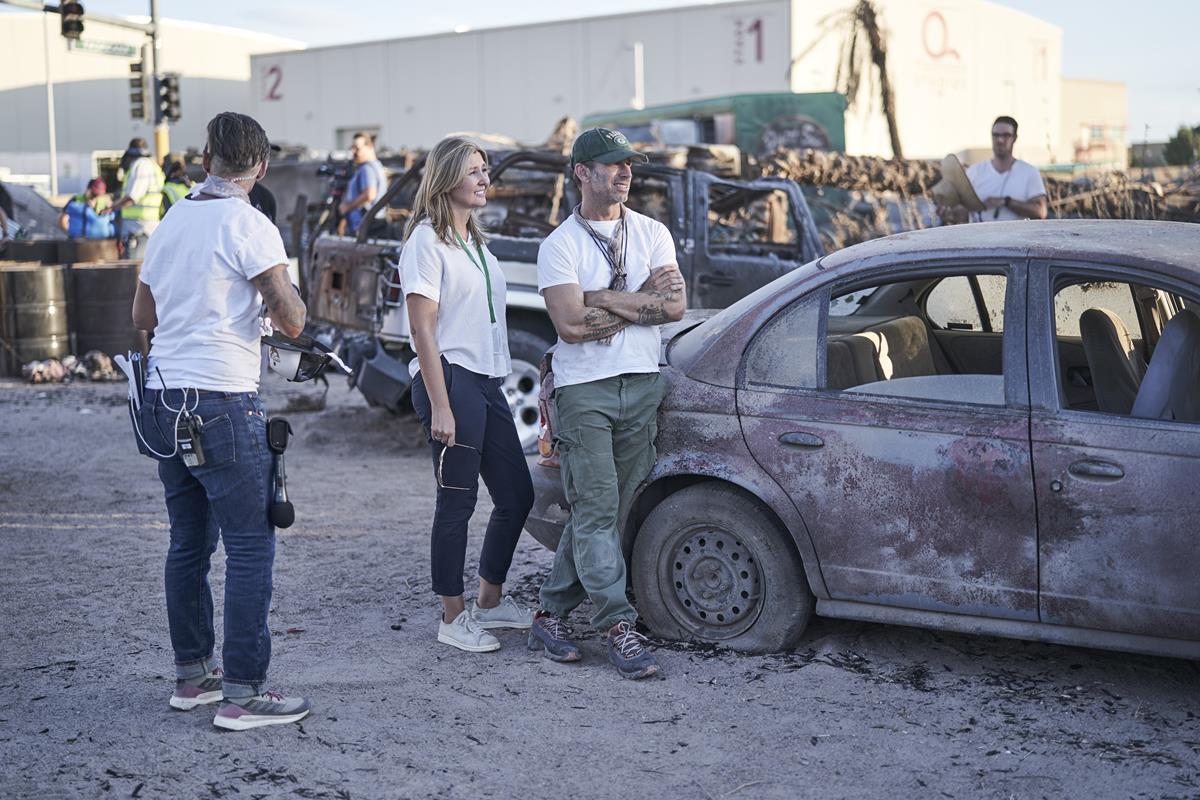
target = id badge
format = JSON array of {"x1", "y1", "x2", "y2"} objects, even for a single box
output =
[{"x1": 491, "y1": 323, "x2": 506, "y2": 376}]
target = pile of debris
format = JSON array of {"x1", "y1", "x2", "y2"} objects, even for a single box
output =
[
  {"x1": 757, "y1": 148, "x2": 941, "y2": 197},
  {"x1": 20, "y1": 351, "x2": 118, "y2": 384},
  {"x1": 751, "y1": 147, "x2": 1200, "y2": 251}
]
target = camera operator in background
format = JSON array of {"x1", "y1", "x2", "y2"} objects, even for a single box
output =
[
  {"x1": 131, "y1": 111, "x2": 311, "y2": 731},
  {"x1": 338, "y1": 132, "x2": 388, "y2": 236}
]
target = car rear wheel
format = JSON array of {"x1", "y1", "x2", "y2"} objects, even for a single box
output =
[{"x1": 632, "y1": 483, "x2": 813, "y2": 653}]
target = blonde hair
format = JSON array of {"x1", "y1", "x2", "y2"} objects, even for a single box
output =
[{"x1": 404, "y1": 137, "x2": 488, "y2": 245}]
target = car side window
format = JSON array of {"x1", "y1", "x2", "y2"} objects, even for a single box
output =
[
  {"x1": 706, "y1": 185, "x2": 798, "y2": 258},
  {"x1": 743, "y1": 291, "x2": 824, "y2": 390},
  {"x1": 1052, "y1": 275, "x2": 1199, "y2": 422},
  {"x1": 823, "y1": 273, "x2": 1008, "y2": 406}
]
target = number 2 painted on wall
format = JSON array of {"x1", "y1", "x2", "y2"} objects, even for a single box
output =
[{"x1": 264, "y1": 65, "x2": 283, "y2": 101}]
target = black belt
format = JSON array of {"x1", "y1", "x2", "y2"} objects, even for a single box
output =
[{"x1": 145, "y1": 387, "x2": 251, "y2": 400}]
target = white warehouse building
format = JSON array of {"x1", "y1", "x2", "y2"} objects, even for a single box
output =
[
  {"x1": 250, "y1": 0, "x2": 1101, "y2": 164},
  {"x1": 0, "y1": 11, "x2": 301, "y2": 194}
]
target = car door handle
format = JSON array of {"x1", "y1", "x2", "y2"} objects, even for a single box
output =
[
  {"x1": 698, "y1": 274, "x2": 735, "y2": 287},
  {"x1": 779, "y1": 431, "x2": 824, "y2": 448},
  {"x1": 1068, "y1": 460, "x2": 1124, "y2": 480}
]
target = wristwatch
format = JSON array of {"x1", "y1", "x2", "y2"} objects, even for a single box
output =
[{"x1": 1003, "y1": 196, "x2": 1012, "y2": 209}]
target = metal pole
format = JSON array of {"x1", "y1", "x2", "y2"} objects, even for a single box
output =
[
  {"x1": 631, "y1": 41, "x2": 645, "y2": 111},
  {"x1": 41, "y1": 10, "x2": 59, "y2": 195},
  {"x1": 150, "y1": 0, "x2": 169, "y2": 161}
]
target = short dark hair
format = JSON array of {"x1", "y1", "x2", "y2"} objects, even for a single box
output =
[
  {"x1": 993, "y1": 116, "x2": 1018, "y2": 136},
  {"x1": 206, "y1": 111, "x2": 271, "y2": 174},
  {"x1": 352, "y1": 131, "x2": 376, "y2": 145},
  {"x1": 127, "y1": 137, "x2": 148, "y2": 151}
]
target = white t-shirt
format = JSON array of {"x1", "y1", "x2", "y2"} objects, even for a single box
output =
[
  {"x1": 400, "y1": 220, "x2": 510, "y2": 379},
  {"x1": 538, "y1": 208, "x2": 677, "y2": 388},
  {"x1": 966, "y1": 159, "x2": 1047, "y2": 222},
  {"x1": 141, "y1": 197, "x2": 287, "y2": 392}
]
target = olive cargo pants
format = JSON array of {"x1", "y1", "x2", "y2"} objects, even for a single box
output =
[{"x1": 538, "y1": 372, "x2": 664, "y2": 631}]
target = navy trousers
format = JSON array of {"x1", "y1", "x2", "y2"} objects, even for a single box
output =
[{"x1": 411, "y1": 358, "x2": 534, "y2": 597}]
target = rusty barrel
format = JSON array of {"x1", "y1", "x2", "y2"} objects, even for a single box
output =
[
  {"x1": 58, "y1": 238, "x2": 120, "y2": 265},
  {"x1": 2, "y1": 239, "x2": 61, "y2": 264},
  {"x1": 0, "y1": 263, "x2": 69, "y2": 376},
  {"x1": 69, "y1": 260, "x2": 147, "y2": 358}
]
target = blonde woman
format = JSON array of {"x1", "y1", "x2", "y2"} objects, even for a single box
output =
[{"x1": 400, "y1": 137, "x2": 535, "y2": 652}]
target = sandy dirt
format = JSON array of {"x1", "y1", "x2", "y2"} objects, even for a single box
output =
[{"x1": 1, "y1": 375, "x2": 1198, "y2": 800}]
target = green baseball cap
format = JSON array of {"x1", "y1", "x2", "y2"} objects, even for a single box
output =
[{"x1": 570, "y1": 127, "x2": 649, "y2": 168}]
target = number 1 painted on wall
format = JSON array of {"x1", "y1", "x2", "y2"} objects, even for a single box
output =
[{"x1": 747, "y1": 18, "x2": 764, "y2": 63}]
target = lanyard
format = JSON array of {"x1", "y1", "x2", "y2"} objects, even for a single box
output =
[{"x1": 453, "y1": 231, "x2": 496, "y2": 324}]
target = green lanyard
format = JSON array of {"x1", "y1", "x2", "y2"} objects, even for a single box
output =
[{"x1": 454, "y1": 231, "x2": 496, "y2": 324}]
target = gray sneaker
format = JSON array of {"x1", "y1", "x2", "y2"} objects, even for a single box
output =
[
  {"x1": 527, "y1": 610, "x2": 582, "y2": 662},
  {"x1": 607, "y1": 620, "x2": 660, "y2": 680},
  {"x1": 169, "y1": 666, "x2": 223, "y2": 710},
  {"x1": 471, "y1": 595, "x2": 534, "y2": 629},
  {"x1": 212, "y1": 691, "x2": 311, "y2": 731}
]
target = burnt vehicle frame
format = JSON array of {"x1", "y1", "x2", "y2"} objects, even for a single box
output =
[
  {"x1": 302, "y1": 148, "x2": 824, "y2": 449},
  {"x1": 525, "y1": 219, "x2": 1200, "y2": 660}
]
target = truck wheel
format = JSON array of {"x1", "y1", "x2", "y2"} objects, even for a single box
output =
[
  {"x1": 505, "y1": 327, "x2": 552, "y2": 454},
  {"x1": 632, "y1": 483, "x2": 814, "y2": 653}
]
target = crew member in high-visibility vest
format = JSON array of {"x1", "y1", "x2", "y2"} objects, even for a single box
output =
[
  {"x1": 111, "y1": 138, "x2": 164, "y2": 259},
  {"x1": 160, "y1": 160, "x2": 193, "y2": 217},
  {"x1": 59, "y1": 177, "x2": 115, "y2": 239}
]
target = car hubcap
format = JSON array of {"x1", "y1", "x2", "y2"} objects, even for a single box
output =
[
  {"x1": 666, "y1": 526, "x2": 762, "y2": 639},
  {"x1": 503, "y1": 358, "x2": 541, "y2": 452}
]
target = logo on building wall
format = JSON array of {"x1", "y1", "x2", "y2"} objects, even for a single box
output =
[{"x1": 922, "y1": 11, "x2": 960, "y2": 61}]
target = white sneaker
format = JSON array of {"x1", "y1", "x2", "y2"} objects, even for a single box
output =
[
  {"x1": 471, "y1": 595, "x2": 534, "y2": 630},
  {"x1": 438, "y1": 609, "x2": 501, "y2": 652}
]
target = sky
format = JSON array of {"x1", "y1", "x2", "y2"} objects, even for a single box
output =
[{"x1": 6, "y1": 0, "x2": 1198, "y2": 141}]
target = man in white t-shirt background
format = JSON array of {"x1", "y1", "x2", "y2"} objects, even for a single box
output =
[
  {"x1": 940, "y1": 116, "x2": 1049, "y2": 224},
  {"x1": 527, "y1": 128, "x2": 686, "y2": 680}
]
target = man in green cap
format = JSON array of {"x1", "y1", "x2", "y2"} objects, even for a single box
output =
[{"x1": 527, "y1": 127, "x2": 687, "y2": 679}]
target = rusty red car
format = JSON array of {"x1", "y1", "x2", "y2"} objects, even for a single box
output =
[{"x1": 524, "y1": 219, "x2": 1200, "y2": 659}]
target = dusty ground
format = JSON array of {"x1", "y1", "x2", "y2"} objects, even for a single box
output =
[{"x1": 1, "y1": 375, "x2": 1198, "y2": 800}]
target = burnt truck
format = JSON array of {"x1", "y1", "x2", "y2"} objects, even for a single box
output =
[{"x1": 304, "y1": 149, "x2": 824, "y2": 450}]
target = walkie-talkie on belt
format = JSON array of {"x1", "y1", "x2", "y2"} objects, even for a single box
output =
[{"x1": 267, "y1": 418, "x2": 294, "y2": 528}]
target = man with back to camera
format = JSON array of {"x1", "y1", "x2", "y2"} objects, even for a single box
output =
[
  {"x1": 940, "y1": 116, "x2": 1049, "y2": 224},
  {"x1": 527, "y1": 127, "x2": 686, "y2": 680},
  {"x1": 338, "y1": 131, "x2": 388, "y2": 236},
  {"x1": 131, "y1": 111, "x2": 310, "y2": 730}
]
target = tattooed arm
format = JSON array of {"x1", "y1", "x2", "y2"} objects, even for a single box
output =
[
  {"x1": 543, "y1": 283, "x2": 634, "y2": 344},
  {"x1": 252, "y1": 264, "x2": 307, "y2": 338},
  {"x1": 583, "y1": 264, "x2": 687, "y2": 326}
]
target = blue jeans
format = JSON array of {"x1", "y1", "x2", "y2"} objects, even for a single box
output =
[{"x1": 138, "y1": 388, "x2": 274, "y2": 700}]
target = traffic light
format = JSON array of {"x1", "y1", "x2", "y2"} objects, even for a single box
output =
[
  {"x1": 129, "y1": 60, "x2": 149, "y2": 121},
  {"x1": 156, "y1": 73, "x2": 181, "y2": 123},
  {"x1": 60, "y1": 2, "x2": 84, "y2": 40}
]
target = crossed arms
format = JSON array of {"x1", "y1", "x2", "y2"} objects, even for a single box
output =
[{"x1": 543, "y1": 264, "x2": 687, "y2": 344}]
